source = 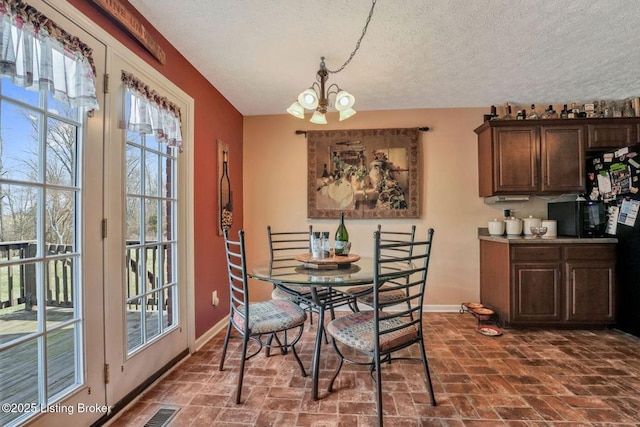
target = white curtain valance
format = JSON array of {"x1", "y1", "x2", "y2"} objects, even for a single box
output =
[
  {"x1": 122, "y1": 71, "x2": 183, "y2": 151},
  {"x1": 0, "y1": 0, "x2": 99, "y2": 110}
]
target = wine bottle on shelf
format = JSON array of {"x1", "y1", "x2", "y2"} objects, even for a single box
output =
[
  {"x1": 334, "y1": 212, "x2": 349, "y2": 255},
  {"x1": 220, "y1": 150, "x2": 232, "y2": 231},
  {"x1": 560, "y1": 104, "x2": 569, "y2": 119},
  {"x1": 526, "y1": 104, "x2": 539, "y2": 119}
]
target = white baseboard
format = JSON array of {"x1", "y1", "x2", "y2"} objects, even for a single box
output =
[{"x1": 194, "y1": 315, "x2": 229, "y2": 351}]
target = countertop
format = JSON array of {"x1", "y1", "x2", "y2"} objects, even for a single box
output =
[{"x1": 477, "y1": 228, "x2": 617, "y2": 244}]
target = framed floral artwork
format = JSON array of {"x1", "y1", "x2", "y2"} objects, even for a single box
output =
[{"x1": 307, "y1": 128, "x2": 420, "y2": 219}]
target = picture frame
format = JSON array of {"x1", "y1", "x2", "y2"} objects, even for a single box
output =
[{"x1": 307, "y1": 128, "x2": 420, "y2": 219}]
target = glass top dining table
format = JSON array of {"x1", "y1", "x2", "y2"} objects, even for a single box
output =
[
  {"x1": 251, "y1": 255, "x2": 380, "y2": 287},
  {"x1": 249, "y1": 254, "x2": 413, "y2": 400}
]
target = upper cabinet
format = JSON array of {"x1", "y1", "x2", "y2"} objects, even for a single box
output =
[{"x1": 475, "y1": 118, "x2": 640, "y2": 197}]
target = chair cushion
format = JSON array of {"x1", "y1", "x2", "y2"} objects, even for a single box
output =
[
  {"x1": 271, "y1": 286, "x2": 298, "y2": 301},
  {"x1": 233, "y1": 300, "x2": 307, "y2": 334},
  {"x1": 326, "y1": 311, "x2": 418, "y2": 352},
  {"x1": 344, "y1": 284, "x2": 405, "y2": 306},
  {"x1": 276, "y1": 285, "x2": 313, "y2": 296}
]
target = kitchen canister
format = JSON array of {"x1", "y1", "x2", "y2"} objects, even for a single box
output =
[
  {"x1": 541, "y1": 220, "x2": 557, "y2": 237},
  {"x1": 523, "y1": 215, "x2": 542, "y2": 235},
  {"x1": 488, "y1": 218, "x2": 505, "y2": 235},
  {"x1": 505, "y1": 217, "x2": 523, "y2": 236}
]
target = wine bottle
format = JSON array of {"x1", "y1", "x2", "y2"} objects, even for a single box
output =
[
  {"x1": 526, "y1": 104, "x2": 539, "y2": 120},
  {"x1": 220, "y1": 150, "x2": 232, "y2": 231},
  {"x1": 334, "y1": 212, "x2": 349, "y2": 255},
  {"x1": 560, "y1": 104, "x2": 569, "y2": 119}
]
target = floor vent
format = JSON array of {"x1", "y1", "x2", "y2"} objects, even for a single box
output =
[{"x1": 144, "y1": 408, "x2": 179, "y2": 427}]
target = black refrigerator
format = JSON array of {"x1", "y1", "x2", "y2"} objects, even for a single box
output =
[{"x1": 587, "y1": 144, "x2": 640, "y2": 337}]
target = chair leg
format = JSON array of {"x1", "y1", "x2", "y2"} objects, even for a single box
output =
[
  {"x1": 374, "y1": 351, "x2": 384, "y2": 427},
  {"x1": 327, "y1": 338, "x2": 344, "y2": 392},
  {"x1": 235, "y1": 333, "x2": 250, "y2": 404},
  {"x1": 219, "y1": 320, "x2": 233, "y2": 371},
  {"x1": 290, "y1": 325, "x2": 307, "y2": 377},
  {"x1": 419, "y1": 340, "x2": 437, "y2": 406}
]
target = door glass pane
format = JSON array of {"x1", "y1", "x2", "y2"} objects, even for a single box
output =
[
  {"x1": 1, "y1": 101, "x2": 41, "y2": 183},
  {"x1": 47, "y1": 324, "x2": 79, "y2": 397},
  {"x1": 0, "y1": 184, "x2": 39, "y2": 254},
  {"x1": 126, "y1": 144, "x2": 142, "y2": 195},
  {"x1": 145, "y1": 151, "x2": 159, "y2": 197},
  {"x1": 46, "y1": 117, "x2": 77, "y2": 187},
  {"x1": 0, "y1": 339, "x2": 39, "y2": 426},
  {"x1": 45, "y1": 189, "x2": 76, "y2": 250},
  {"x1": 145, "y1": 198, "x2": 158, "y2": 243},
  {"x1": 144, "y1": 290, "x2": 161, "y2": 342},
  {"x1": 126, "y1": 196, "x2": 141, "y2": 242},
  {"x1": 126, "y1": 297, "x2": 143, "y2": 352}
]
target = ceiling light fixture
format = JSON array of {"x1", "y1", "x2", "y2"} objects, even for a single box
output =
[{"x1": 287, "y1": 0, "x2": 377, "y2": 124}]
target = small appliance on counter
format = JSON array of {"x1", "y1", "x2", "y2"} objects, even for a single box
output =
[{"x1": 547, "y1": 200, "x2": 606, "y2": 237}]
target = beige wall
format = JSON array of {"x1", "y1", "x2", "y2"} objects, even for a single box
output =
[{"x1": 243, "y1": 108, "x2": 552, "y2": 307}]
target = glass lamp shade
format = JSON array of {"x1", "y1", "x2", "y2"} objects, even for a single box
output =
[
  {"x1": 310, "y1": 110, "x2": 327, "y2": 124},
  {"x1": 298, "y1": 89, "x2": 319, "y2": 109},
  {"x1": 287, "y1": 101, "x2": 305, "y2": 119},
  {"x1": 334, "y1": 90, "x2": 355, "y2": 111},
  {"x1": 339, "y1": 108, "x2": 356, "y2": 121}
]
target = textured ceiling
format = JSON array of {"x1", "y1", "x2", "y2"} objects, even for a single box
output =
[{"x1": 128, "y1": 0, "x2": 640, "y2": 116}]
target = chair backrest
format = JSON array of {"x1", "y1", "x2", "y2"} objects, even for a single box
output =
[
  {"x1": 372, "y1": 228, "x2": 435, "y2": 345},
  {"x1": 376, "y1": 223, "x2": 416, "y2": 263},
  {"x1": 267, "y1": 225, "x2": 313, "y2": 261},
  {"x1": 223, "y1": 229, "x2": 250, "y2": 321}
]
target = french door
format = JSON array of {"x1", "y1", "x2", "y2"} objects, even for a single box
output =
[
  {"x1": 102, "y1": 52, "x2": 189, "y2": 404},
  {"x1": 0, "y1": 2, "x2": 108, "y2": 426},
  {"x1": 0, "y1": 2, "x2": 191, "y2": 426}
]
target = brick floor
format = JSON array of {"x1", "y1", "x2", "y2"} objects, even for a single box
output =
[{"x1": 106, "y1": 312, "x2": 640, "y2": 426}]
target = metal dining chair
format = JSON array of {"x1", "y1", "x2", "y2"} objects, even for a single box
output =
[
  {"x1": 219, "y1": 230, "x2": 307, "y2": 404},
  {"x1": 326, "y1": 228, "x2": 437, "y2": 427},
  {"x1": 344, "y1": 224, "x2": 417, "y2": 318}
]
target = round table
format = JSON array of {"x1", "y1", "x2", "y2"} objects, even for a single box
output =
[{"x1": 250, "y1": 255, "x2": 412, "y2": 400}]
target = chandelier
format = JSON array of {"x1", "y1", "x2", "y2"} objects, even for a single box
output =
[{"x1": 286, "y1": 0, "x2": 377, "y2": 124}]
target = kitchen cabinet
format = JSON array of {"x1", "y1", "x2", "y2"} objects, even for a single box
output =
[
  {"x1": 479, "y1": 238, "x2": 616, "y2": 328},
  {"x1": 475, "y1": 118, "x2": 640, "y2": 197},
  {"x1": 586, "y1": 119, "x2": 640, "y2": 150}
]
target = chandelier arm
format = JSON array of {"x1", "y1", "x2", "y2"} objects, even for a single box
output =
[
  {"x1": 327, "y1": 0, "x2": 377, "y2": 74},
  {"x1": 325, "y1": 83, "x2": 340, "y2": 98}
]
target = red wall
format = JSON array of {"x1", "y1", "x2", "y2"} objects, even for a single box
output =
[{"x1": 68, "y1": 0, "x2": 241, "y2": 338}]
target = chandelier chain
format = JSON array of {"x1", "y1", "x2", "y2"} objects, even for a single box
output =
[{"x1": 327, "y1": 0, "x2": 377, "y2": 74}]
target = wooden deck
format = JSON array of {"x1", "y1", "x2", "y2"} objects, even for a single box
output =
[{"x1": 0, "y1": 306, "x2": 168, "y2": 426}]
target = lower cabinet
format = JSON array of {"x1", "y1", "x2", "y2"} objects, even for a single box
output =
[{"x1": 480, "y1": 240, "x2": 616, "y2": 327}]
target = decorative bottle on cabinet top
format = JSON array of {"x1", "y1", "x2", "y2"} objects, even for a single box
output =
[{"x1": 334, "y1": 212, "x2": 349, "y2": 255}]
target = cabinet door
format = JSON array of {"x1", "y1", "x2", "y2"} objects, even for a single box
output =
[
  {"x1": 540, "y1": 126, "x2": 586, "y2": 193},
  {"x1": 512, "y1": 263, "x2": 562, "y2": 323},
  {"x1": 565, "y1": 261, "x2": 615, "y2": 323},
  {"x1": 493, "y1": 127, "x2": 539, "y2": 193},
  {"x1": 587, "y1": 123, "x2": 638, "y2": 150}
]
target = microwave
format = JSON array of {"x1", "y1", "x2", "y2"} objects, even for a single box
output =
[{"x1": 547, "y1": 201, "x2": 606, "y2": 237}]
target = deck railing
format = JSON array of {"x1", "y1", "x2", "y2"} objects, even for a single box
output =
[{"x1": 0, "y1": 242, "x2": 164, "y2": 312}]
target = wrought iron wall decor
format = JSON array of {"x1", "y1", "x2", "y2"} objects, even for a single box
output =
[
  {"x1": 218, "y1": 140, "x2": 232, "y2": 235},
  {"x1": 307, "y1": 128, "x2": 420, "y2": 219}
]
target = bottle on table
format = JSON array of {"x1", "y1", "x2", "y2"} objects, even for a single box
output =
[{"x1": 334, "y1": 212, "x2": 349, "y2": 255}]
